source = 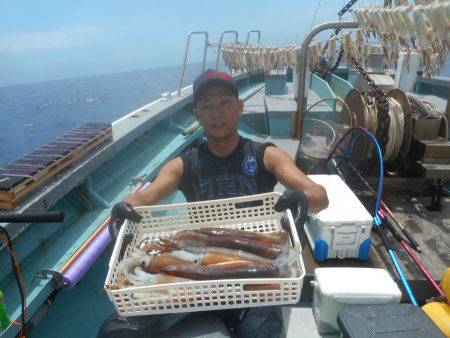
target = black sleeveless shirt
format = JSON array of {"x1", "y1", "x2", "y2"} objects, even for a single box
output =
[{"x1": 179, "y1": 137, "x2": 277, "y2": 202}]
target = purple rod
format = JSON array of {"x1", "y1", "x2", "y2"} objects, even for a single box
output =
[
  {"x1": 61, "y1": 182, "x2": 149, "y2": 289},
  {"x1": 61, "y1": 227, "x2": 112, "y2": 289}
]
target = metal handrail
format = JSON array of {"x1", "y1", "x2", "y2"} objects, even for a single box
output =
[
  {"x1": 245, "y1": 30, "x2": 261, "y2": 45},
  {"x1": 215, "y1": 30, "x2": 239, "y2": 70},
  {"x1": 295, "y1": 21, "x2": 358, "y2": 138},
  {"x1": 177, "y1": 31, "x2": 209, "y2": 96}
]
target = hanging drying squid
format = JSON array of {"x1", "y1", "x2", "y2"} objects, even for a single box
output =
[
  {"x1": 221, "y1": 1, "x2": 450, "y2": 76},
  {"x1": 308, "y1": 42, "x2": 322, "y2": 69},
  {"x1": 354, "y1": 29, "x2": 366, "y2": 65},
  {"x1": 341, "y1": 32, "x2": 354, "y2": 65},
  {"x1": 412, "y1": 5, "x2": 432, "y2": 70},
  {"x1": 353, "y1": 1, "x2": 450, "y2": 76},
  {"x1": 219, "y1": 41, "x2": 332, "y2": 74},
  {"x1": 327, "y1": 35, "x2": 339, "y2": 66}
]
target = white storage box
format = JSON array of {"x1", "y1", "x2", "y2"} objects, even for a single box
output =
[
  {"x1": 305, "y1": 175, "x2": 373, "y2": 261},
  {"x1": 312, "y1": 268, "x2": 402, "y2": 333},
  {"x1": 105, "y1": 193, "x2": 305, "y2": 317}
]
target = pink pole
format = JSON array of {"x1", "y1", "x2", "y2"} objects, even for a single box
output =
[{"x1": 400, "y1": 240, "x2": 445, "y2": 298}]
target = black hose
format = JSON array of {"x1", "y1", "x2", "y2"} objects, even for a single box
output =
[
  {"x1": 0, "y1": 212, "x2": 65, "y2": 224},
  {"x1": 383, "y1": 219, "x2": 403, "y2": 242}
]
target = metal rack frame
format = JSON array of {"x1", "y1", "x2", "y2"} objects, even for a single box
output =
[
  {"x1": 245, "y1": 30, "x2": 261, "y2": 45},
  {"x1": 295, "y1": 21, "x2": 358, "y2": 138},
  {"x1": 215, "y1": 30, "x2": 239, "y2": 70},
  {"x1": 177, "y1": 31, "x2": 209, "y2": 95},
  {"x1": 177, "y1": 29, "x2": 262, "y2": 95}
]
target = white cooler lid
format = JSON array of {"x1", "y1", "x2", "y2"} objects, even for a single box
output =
[
  {"x1": 309, "y1": 175, "x2": 373, "y2": 225},
  {"x1": 314, "y1": 268, "x2": 402, "y2": 299}
]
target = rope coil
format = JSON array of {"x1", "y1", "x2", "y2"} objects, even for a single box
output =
[
  {"x1": 383, "y1": 98, "x2": 405, "y2": 163},
  {"x1": 406, "y1": 92, "x2": 448, "y2": 139},
  {"x1": 364, "y1": 95, "x2": 378, "y2": 133}
]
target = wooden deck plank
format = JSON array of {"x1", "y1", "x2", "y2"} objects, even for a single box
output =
[
  {"x1": 334, "y1": 164, "x2": 449, "y2": 303},
  {"x1": 382, "y1": 194, "x2": 450, "y2": 279},
  {"x1": 412, "y1": 161, "x2": 450, "y2": 179}
]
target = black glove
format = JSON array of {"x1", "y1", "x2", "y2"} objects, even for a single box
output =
[
  {"x1": 273, "y1": 189, "x2": 309, "y2": 231},
  {"x1": 108, "y1": 202, "x2": 142, "y2": 241}
]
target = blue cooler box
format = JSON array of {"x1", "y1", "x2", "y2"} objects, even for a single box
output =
[{"x1": 305, "y1": 175, "x2": 373, "y2": 262}]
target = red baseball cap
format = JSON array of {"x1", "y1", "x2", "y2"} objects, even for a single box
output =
[{"x1": 193, "y1": 69, "x2": 238, "y2": 103}]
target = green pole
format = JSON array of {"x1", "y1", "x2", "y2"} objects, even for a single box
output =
[{"x1": 0, "y1": 290, "x2": 10, "y2": 330}]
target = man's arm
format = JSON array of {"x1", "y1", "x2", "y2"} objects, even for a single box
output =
[
  {"x1": 263, "y1": 146, "x2": 328, "y2": 213},
  {"x1": 123, "y1": 157, "x2": 183, "y2": 207}
]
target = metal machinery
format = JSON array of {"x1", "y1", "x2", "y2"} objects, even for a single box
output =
[{"x1": 342, "y1": 85, "x2": 450, "y2": 210}]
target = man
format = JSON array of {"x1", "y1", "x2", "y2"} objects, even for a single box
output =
[
  {"x1": 110, "y1": 69, "x2": 327, "y2": 221},
  {"x1": 99, "y1": 69, "x2": 328, "y2": 338}
]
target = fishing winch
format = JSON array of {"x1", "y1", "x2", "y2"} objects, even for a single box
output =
[
  {"x1": 342, "y1": 86, "x2": 449, "y2": 209},
  {"x1": 343, "y1": 88, "x2": 412, "y2": 166},
  {"x1": 343, "y1": 88, "x2": 447, "y2": 164}
]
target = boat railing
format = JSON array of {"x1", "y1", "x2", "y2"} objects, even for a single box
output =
[
  {"x1": 295, "y1": 21, "x2": 358, "y2": 138},
  {"x1": 214, "y1": 30, "x2": 239, "y2": 70},
  {"x1": 245, "y1": 30, "x2": 261, "y2": 45},
  {"x1": 177, "y1": 31, "x2": 209, "y2": 96},
  {"x1": 177, "y1": 29, "x2": 262, "y2": 96}
]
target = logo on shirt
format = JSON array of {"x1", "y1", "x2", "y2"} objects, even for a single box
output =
[
  {"x1": 199, "y1": 174, "x2": 256, "y2": 200},
  {"x1": 242, "y1": 155, "x2": 257, "y2": 176}
]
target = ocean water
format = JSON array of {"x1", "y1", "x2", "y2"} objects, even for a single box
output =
[
  {"x1": 0, "y1": 63, "x2": 209, "y2": 167},
  {"x1": 0, "y1": 62, "x2": 449, "y2": 167}
]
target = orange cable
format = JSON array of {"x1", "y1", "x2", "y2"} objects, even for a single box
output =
[{"x1": 1, "y1": 235, "x2": 27, "y2": 335}]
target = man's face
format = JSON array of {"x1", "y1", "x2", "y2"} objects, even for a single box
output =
[{"x1": 194, "y1": 85, "x2": 243, "y2": 141}]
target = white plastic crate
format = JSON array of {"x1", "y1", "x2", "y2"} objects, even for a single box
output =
[
  {"x1": 305, "y1": 175, "x2": 373, "y2": 261},
  {"x1": 312, "y1": 268, "x2": 402, "y2": 333},
  {"x1": 105, "y1": 192, "x2": 305, "y2": 317}
]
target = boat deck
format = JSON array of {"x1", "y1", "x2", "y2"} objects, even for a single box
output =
[
  {"x1": 241, "y1": 81, "x2": 335, "y2": 138},
  {"x1": 242, "y1": 84, "x2": 335, "y2": 117},
  {"x1": 2, "y1": 72, "x2": 448, "y2": 338},
  {"x1": 242, "y1": 90, "x2": 449, "y2": 305},
  {"x1": 276, "y1": 137, "x2": 447, "y2": 304},
  {"x1": 282, "y1": 306, "x2": 339, "y2": 338}
]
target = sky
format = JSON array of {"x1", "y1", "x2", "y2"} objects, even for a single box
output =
[{"x1": 0, "y1": 0, "x2": 353, "y2": 87}]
